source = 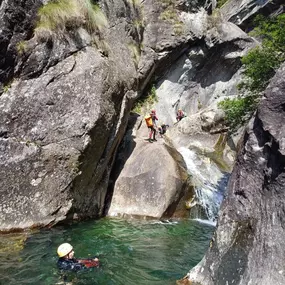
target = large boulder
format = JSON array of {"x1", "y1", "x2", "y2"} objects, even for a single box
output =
[
  {"x1": 181, "y1": 63, "x2": 285, "y2": 285},
  {"x1": 108, "y1": 115, "x2": 191, "y2": 218},
  {"x1": 0, "y1": 0, "x2": 138, "y2": 231}
]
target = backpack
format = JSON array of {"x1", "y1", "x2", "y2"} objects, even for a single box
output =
[{"x1": 144, "y1": 115, "x2": 153, "y2": 127}]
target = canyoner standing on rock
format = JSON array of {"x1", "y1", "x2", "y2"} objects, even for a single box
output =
[
  {"x1": 144, "y1": 109, "x2": 158, "y2": 143},
  {"x1": 176, "y1": 109, "x2": 186, "y2": 122}
]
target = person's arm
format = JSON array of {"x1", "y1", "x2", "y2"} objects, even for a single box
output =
[{"x1": 57, "y1": 259, "x2": 85, "y2": 272}]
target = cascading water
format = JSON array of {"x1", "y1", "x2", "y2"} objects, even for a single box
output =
[{"x1": 178, "y1": 147, "x2": 229, "y2": 225}]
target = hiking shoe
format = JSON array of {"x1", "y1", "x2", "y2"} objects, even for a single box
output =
[{"x1": 148, "y1": 138, "x2": 153, "y2": 143}]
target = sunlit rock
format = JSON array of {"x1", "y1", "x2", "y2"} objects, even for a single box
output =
[{"x1": 108, "y1": 114, "x2": 191, "y2": 219}]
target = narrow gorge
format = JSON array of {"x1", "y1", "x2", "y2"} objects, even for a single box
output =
[{"x1": 0, "y1": 0, "x2": 284, "y2": 284}]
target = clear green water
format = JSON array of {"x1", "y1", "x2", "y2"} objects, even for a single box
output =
[{"x1": 0, "y1": 218, "x2": 214, "y2": 285}]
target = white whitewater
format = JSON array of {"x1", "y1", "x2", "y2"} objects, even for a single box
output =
[{"x1": 178, "y1": 147, "x2": 229, "y2": 224}]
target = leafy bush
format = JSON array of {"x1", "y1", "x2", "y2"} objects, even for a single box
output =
[
  {"x1": 250, "y1": 14, "x2": 285, "y2": 54},
  {"x1": 219, "y1": 14, "x2": 285, "y2": 132},
  {"x1": 240, "y1": 46, "x2": 280, "y2": 92},
  {"x1": 132, "y1": 86, "x2": 158, "y2": 114},
  {"x1": 218, "y1": 96, "x2": 257, "y2": 132},
  {"x1": 35, "y1": 0, "x2": 107, "y2": 38}
]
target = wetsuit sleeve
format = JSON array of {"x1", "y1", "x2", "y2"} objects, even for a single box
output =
[{"x1": 57, "y1": 259, "x2": 85, "y2": 272}]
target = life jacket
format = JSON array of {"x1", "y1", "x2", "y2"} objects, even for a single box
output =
[
  {"x1": 177, "y1": 110, "x2": 184, "y2": 117},
  {"x1": 144, "y1": 115, "x2": 153, "y2": 127}
]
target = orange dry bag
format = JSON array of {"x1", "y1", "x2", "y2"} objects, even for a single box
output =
[
  {"x1": 80, "y1": 259, "x2": 99, "y2": 268},
  {"x1": 144, "y1": 115, "x2": 153, "y2": 127}
]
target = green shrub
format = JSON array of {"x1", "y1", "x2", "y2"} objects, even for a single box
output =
[
  {"x1": 160, "y1": 9, "x2": 177, "y2": 23},
  {"x1": 218, "y1": 96, "x2": 257, "y2": 132},
  {"x1": 35, "y1": 0, "x2": 107, "y2": 38},
  {"x1": 241, "y1": 46, "x2": 280, "y2": 92},
  {"x1": 132, "y1": 85, "x2": 158, "y2": 114},
  {"x1": 3, "y1": 81, "x2": 13, "y2": 93},
  {"x1": 218, "y1": 14, "x2": 285, "y2": 132},
  {"x1": 250, "y1": 14, "x2": 285, "y2": 54}
]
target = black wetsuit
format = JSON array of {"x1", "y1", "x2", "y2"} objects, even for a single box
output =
[
  {"x1": 159, "y1": 124, "x2": 169, "y2": 135},
  {"x1": 57, "y1": 258, "x2": 85, "y2": 272}
]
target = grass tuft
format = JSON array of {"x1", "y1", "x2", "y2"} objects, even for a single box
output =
[
  {"x1": 216, "y1": 0, "x2": 228, "y2": 8},
  {"x1": 16, "y1": 41, "x2": 28, "y2": 55},
  {"x1": 35, "y1": 0, "x2": 107, "y2": 38}
]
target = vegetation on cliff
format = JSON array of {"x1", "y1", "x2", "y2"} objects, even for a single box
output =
[
  {"x1": 34, "y1": 0, "x2": 107, "y2": 39},
  {"x1": 132, "y1": 86, "x2": 158, "y2": 114},
  {"x1": 219, "y1": 14, "x2": 285, "y2": 132},
  {"x1": 216, "y1": 0, "x2": 228, "y2": 8}
]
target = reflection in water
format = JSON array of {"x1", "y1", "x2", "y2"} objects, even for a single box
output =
[{"x1": 0, "y1": 218, "x2": 213, "y2": 285}]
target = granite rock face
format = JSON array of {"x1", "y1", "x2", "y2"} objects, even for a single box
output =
[
  {"x1": 0, "y1": 0, "x2": 212, "y2": 230},
  {"x1": 0, "y1": 0, "x2": 283, "y2": 234},
  {"x1": 184, "y1": 62, "x2": 285, "y2": 285},
  {"x1": 0, "y1": 0, "x2": 138, "y2": 231},
  {"x1": 0, "y1": 0, "x2": 43, "y2": 92}
]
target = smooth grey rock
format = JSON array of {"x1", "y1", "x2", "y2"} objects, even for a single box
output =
[{"x1": 108, "y1": 114, "x2": 190, "y2": 219}]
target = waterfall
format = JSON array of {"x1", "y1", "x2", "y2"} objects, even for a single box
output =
[{"x1": 178, "y1": 147, "x2": 229, "y2": 225}]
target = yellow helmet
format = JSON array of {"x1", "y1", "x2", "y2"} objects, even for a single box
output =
[{"x1": 57, "y1": 243, "x2": 73, "y2": 257}]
